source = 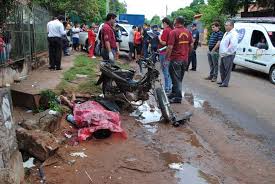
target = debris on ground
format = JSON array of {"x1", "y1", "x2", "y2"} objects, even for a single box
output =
[
  {"x1": 70, "y1": 152, "x2": 87, "y2": 158},
  {"x1": 23, "y1": 157, "x2": 35, "y2": 168},
  {"x1": 20, "y1": 109, "x2": 62, "y2": 133},
  {"x1": 16, "y1": 128, "x2": 59, "y2": 161}
]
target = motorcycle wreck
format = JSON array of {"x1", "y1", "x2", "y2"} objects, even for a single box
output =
[{"x1": 96, "y1": 51, "x2": 192, "y2": 127}]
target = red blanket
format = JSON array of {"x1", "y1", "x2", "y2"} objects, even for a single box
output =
[{"x1": 73, "y1": 101, "x2": 127, "y2": 141}]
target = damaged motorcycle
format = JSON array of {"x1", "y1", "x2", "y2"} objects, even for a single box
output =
[{"x1": 96, "y1": 50, "x2": 192, "y2": 126}]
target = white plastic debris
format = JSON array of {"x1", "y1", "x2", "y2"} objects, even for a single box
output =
[
  {"x1": 26, "y1": 110, "x2": 33, "y2": 113},
  {"x1": 70, "y1": 152, "x2": 87, "y2": 158},
  {"x1": 169, "y1": 163, "x2": 184, "y2": 170},
  {"x1": 76, "y1": 74, "x2": 88, "y2": 78},
  {"x1": 48, "y1": 110, "x2": 58, "y2": 115},
  {"x1": 23, "y1": 157, "x2": 35, "y2": 168}
]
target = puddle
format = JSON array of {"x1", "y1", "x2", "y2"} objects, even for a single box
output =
[
  {"x1": 183, "y1": 92, "x2": 205, "y2": 108},
  {"x1": 130, "y1": 102, "x2": 161, "y2": 133},
  {"x1": 169, "y1": 163, "x2": 219, "y2": 184}
]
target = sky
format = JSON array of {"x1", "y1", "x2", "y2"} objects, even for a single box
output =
[{"x1": 120, "y1": 0, "x2": 193, "y2": 20}]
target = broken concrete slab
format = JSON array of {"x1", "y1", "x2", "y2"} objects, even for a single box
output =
[
  {"x1": 20, "y1": 109, "x2": 62, "y2": 133},
  {"x1": 16, "y1": 127, "x2": 59, "y2": 161}
]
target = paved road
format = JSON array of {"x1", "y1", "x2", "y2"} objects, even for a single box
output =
[{"x1": 183, "y1": 46, "x2": 275, "y2": 148}]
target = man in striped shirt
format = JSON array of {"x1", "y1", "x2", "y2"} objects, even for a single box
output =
[{"x1": 205, "y1": 22, "x2": 224, "y2": 82}]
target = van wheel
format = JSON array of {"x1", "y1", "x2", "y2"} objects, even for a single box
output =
[
  {"x1": 269, "y1": 66, "x2": 275, "y2": 84},
  {"x1": 232, "y1": 64, "x2": 236, "y2": 71}
]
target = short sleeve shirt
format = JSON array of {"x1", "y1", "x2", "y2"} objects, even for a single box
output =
[
  {"x1": 159, "y1": 27, "x2": 172, "y2": 54},
  {"x1": 168, "y1": 26, "x2": 193, "y2": 62},
  {"x1": 192, "y1": 29, "x2": 200, "y2": 50},
  {"x1": 101, "y1": 22, "x2": 117, "y2": 49},
  {"x1": 208, "y1": 31, "x2": 224, "y2": 51}
]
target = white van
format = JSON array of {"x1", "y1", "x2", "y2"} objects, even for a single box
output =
[
  {"x1": 233, "y1": 18, "x2": 275, "y2": 84},
  {"x1": 95, "y1": 23, "x2": 133, "y2": 55}
]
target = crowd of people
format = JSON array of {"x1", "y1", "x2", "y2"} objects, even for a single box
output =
[{"x1": 47, "y1": 13, "x2": 239, "y2": 104}]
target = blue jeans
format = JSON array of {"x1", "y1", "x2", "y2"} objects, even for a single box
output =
[
  {"x1": 169, "y1": 60, "x2": 186, "y2": 99},
  {"x1": 159, "y1": 54, "x2": 172, "y2": 92}
]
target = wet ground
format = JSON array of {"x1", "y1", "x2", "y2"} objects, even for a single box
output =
[{"x1": 17, "y1": 50, "x2": 275, "y2": 184}]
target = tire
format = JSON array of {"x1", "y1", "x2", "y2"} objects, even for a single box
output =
[
  {"x1": 155, "y1": 87, "x2": 172, "y2": 121},
  {"x1": 269, "y1": 65, "x2": 275, "y2": 84}
]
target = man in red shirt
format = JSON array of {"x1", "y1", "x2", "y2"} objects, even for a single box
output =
[
  {"x1": 101, "y1": 13, "x2": 117, "y2": 63},
  {"x1": 166, "y1": 16, "x2": 193, "y2": 103}
]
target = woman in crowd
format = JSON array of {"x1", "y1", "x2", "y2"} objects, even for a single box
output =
[
  {"x1": 134, "y1": 26, "x2": 143, "y2": 60},
  {"x1": 87, "y1": 24, "x2": 97, "y2": 58},
  {"x1": 72, "y1": 23, "x2": 81, "y2": 51}
]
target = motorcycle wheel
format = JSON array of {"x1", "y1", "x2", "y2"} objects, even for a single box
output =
[
  {"x1": 102, "y1": 79, "x2": 112, "y2": 95},
  {"x1": 155, "y1": 87, "x2": 172, "y2": 121}
]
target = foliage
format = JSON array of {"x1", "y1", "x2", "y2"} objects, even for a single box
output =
[
  {"x1": 32, "y1": 0, "x2": 127, "y2": 24},
  {"x1": 109, "y1": 0, "x2": 127, "y2": 15},
  {"x1": 39, "y1": 90, "x2": 62, "y2": 113},
  {"x1": 0, "y1": 0, "x2": 16, "y2": 24},
  {"x1": 201, "y1": 0, "x2": 227, "y2": 39},
  {"x1": 171, "y1": 7, "x2": 196, "y2": 26},
  {"x1": 57, "y1": 55, "x2": 101, "y2": 94},
  {"x1": 150, "y1": 15, "x2": 161, "y2": 26}
]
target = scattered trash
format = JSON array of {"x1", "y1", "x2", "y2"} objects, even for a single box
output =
[
  {"x1": 64, "y1": 131, "x2": 73, "y2": 139},
  {"x1": 5, "y1": 83, "x2": 11, "y2": 87},
  {"x1": 76, "y1": 74, "x2": 88, "y2": 78},
  {"x1": 66, "y1": 114, "x2": 76, "y2": 126},
  {"x1": 26, "y1": 110, "x2": 33, "y2": 113},
  {"x1": 70, "y1": 152, "x2": 88, "y2": 158},
  {"x1": 85, "y1": 170, "x2": 93, "y2": 183},
  {"x1": 48, "y1": 110, "x2": 58, "y2": 115},
  {"x1": 23, "y1": 157, "x2": 35, "y2": 168},
  {"x1": 169, "y1": 162, "x2": 184, "y2": 170},
  {"x1": 68, "y1": 160, "x2": 76, "y2": 166}
]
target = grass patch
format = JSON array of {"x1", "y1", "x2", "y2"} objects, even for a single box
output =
[
  {"x1": 57, "y1": 55, "x2": 101, "y2": 94},
  {"x1": 56, "y1": 55, "x2": 131, "y2": 95}
]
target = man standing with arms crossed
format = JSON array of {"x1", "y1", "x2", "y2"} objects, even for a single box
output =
[
  {"x1": 218, "y1": 20, "x2": 239, "y2": 87},
  {"x1": 205, "y1": 22, "x2": 224, "y2": 82},
  {"x1": 47, "y1": 15, "x2": 66, "y2": 70},
  {"x1": 101, "y1": 13, "x2": 117, "y2": 63},
  {"x1": 166, "y1": 16, "x2": 193, "y2": 104}
]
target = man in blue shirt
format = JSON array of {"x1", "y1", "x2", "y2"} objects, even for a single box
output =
[
  {"x1": 205, "y1": 22, "x2": 224, "y2": 82},
  {"x1": 188, "y1": 23, "x2": 200, "y2": 71}
]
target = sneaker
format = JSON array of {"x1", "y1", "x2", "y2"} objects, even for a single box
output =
[
  {"x1": 217, "y1": 81, "x2": 222, "y2": 85},
  {"x1": 204, "y1": 76, "x2": 212, "y2": 80},
  {"x1": 56, "y1": 68, "x2": 63, "y2": 70},
  {"x1": 211, "y1": 78, "x2": 217, "y2": 82},
  {"x1": 92, "y1": 56, "x2": 96, "y2": 59},
  {"x1": 190, "y1": 68, "x2": 196, "y2": 71},
  {"x1": 169, "y1": 97, "x2": 182, "y2": 104}
]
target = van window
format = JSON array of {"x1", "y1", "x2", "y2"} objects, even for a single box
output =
[
  {"x1": 268, "y1": 32, "x2": 275, "y2": 47},
  {"x1": 250, "y1": 30, "x2": 268, "y2": 50}
]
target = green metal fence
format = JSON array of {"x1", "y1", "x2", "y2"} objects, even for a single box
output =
[{"x1": 0, "y1": 3, "x2": 50, "y2": 66}]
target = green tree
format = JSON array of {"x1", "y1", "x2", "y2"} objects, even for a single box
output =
[
  {"x1": 0, "y1": 0, "x2": 16, "y2": 24},
  {"x1": 150, "y1": 15, "x2": 161, "y2": 26},
  {"x1": 171, "y1": 7, "x2": 196, "y2": 26},
  {"x1": 110, "y1": 0, "x2": 127, "y2": 15}
]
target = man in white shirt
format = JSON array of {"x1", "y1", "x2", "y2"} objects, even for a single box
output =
[
  {"x1": 47, "y1": 15, "x2": 66, "y2": 70},
  {"x1": 72, "y1": 23, "x2": 80, "y2": 51},
  {"x1": 218, "y1": 20, "x2": 239, "y2": 87}
]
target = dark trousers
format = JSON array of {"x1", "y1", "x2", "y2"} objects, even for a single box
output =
[
  {"x1": 101, "y1": 48, "x2": 115, "y2": 64},
  {"x1": 188, "y1": 49, "x2": 197, "y2": 70},
  {"x1": 48, "y1": 37, "x2": 62, "y2": 69},
  {"x1": 143, "y1": 42, "x2": 149, "y2": 58},
  {"x1": 128, "y1": 42, "x2": 135, "y2": 59},
  {"x1": 220, "y1": 55, "x2": 235, "y2": 86},
  {"x1": 169, "y1": 61, "x2": 186, "y2": 99}
]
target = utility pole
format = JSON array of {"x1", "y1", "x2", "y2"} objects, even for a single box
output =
[{"x1": 106, "y1": 0, "x2": 110, "y2": 15}]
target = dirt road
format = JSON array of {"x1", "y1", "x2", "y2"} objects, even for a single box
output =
[{"x1": 24, "y1": 52, "x2": 275, "y2": 184}]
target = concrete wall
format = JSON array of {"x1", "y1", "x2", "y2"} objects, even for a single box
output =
[
  {"x1": 0, "y1": 88, "x2": 24, "y2": 184},
  {"x1": 0, "y1": 59, "x2": 30, "y2": 87}
]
